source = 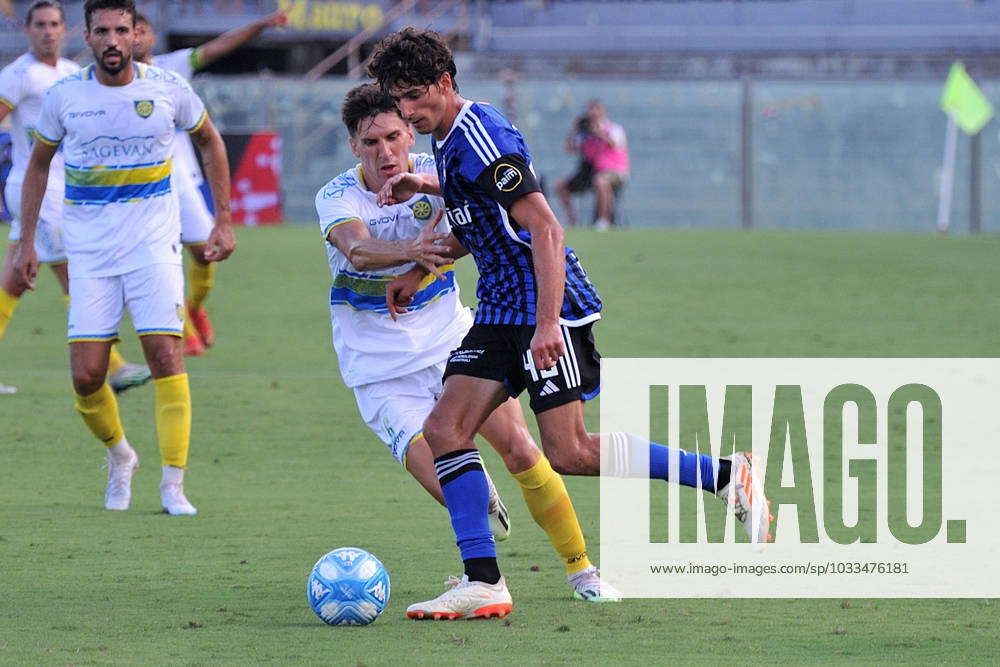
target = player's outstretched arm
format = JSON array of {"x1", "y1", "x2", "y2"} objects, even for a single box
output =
[
  {"x1": 329, "y1": 215, "x2": 452, "y2": 277},
  {"x1": 510, "y1": 192, "x2": 567, "y2": 371},
  {"x1": 376, "y1": 172, "x2": 441, "y2": 207},
  {"x1": 13, "y1": 140, "x2": 57, "y2": 290},
  {"x1": 190, "y1": 115, "x2": 236, "y2": 262},
  {"x1": 194, "y1": 10, "x2": 288, "y2": 69}
]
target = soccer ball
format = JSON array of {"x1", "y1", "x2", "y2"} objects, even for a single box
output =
[{"x1": 307, "y1": 547, "x2": 390, "y2": 626}]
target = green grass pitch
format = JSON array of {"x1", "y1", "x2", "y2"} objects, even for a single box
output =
[{"x1": 2, "y1": 226, "x2": 999, "y2": 664}]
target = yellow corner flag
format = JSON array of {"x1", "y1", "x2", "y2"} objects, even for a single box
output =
[{"x1": 941, "y1": 62, "x2": 994, "y2": 136}]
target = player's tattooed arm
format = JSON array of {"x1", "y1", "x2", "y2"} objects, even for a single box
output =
[
  {"x1": 190, "y1": 115, "x2": 236, "y2": 261},
  {"x1": 376, "y1": 171, "x2": 441, "y2": 207}
]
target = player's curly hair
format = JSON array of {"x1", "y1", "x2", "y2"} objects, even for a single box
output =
[
  {"x1": 367, "y1": 27, "x2": 458, "y2": 94},
  {"x1": 83, "y1": 0, "x2": 135, "y2": 31},
  {"x1": 342, "y1": 83, "x2": 403, "y2": 137}
]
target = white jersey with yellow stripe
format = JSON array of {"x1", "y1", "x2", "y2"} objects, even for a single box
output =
[
  {"x1": 0, "y1": 52, "x2": 79, "y2": 193},
  {"x1": 152, "y1": 48, "x2": 203, "y2": 187},
  {"x1": 33, "y1": 62, "x2": 207, "y2": 278},
  {"x1": 314, "y1": 152, "x2": 472, "y2": 388}
]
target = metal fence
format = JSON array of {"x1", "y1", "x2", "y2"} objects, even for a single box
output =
[{"x1": 194, "y1": 75, "x2": 998, "y2": 232}]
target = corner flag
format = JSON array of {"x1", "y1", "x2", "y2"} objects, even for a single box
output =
[{"x1": 941, "y1": 62, "x2": 994, "y2": 136}]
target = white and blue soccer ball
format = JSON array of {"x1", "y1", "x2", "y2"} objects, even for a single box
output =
[{"x1": 307, "y1": 547, "x2": 390, "y2": 626}]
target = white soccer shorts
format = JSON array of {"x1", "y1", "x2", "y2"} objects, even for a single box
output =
[
  {"x1": 67, "y1": 263, "x2": 185, "y2": 342},
  {"x1": 176, "y1": 177, "x2": 214, "y2": 245},
  {"x1": 353, "y1": 362, "x2": 446, "y2": 465},
  {"x1": 4, "y1": 180, "x2": 66, "y2": 263}
]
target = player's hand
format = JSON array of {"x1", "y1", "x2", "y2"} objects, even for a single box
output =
[
  {"x1": 11, "y1": 241, "x2": 38, "y2": 291},
  {"x1": 385, "y1": 267, "x2": 425, "y2": 321},
  {"x1": 406, "y1": 214, "x2": 451, "y2": 280},
  {"x1": 377, "y1": 173, "x2": 421, "y2": 207},
  {"x1": 264, "y1": 10, "x2": 289, "y2": 27},
  {"x1": 530, "y1": 321, "x2": 565, "y2": 371},
  {"x1": 204, "y1": 223, "x2": 237, "y2": 262}
]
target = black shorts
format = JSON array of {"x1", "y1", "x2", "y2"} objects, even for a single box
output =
[
  {"x1": 443, "y1": 322, "x2": 601, "y2": 413},
  {"x1": 566, "y1": 161, "x2": 595, "y2": 193}
]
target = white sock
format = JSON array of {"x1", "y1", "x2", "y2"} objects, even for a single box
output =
[
  {"x1": 107, "y1": 438, "x2": 132, "y2": 462},
  {"x1": 161, "y1": 465, "x2": 184, "y2": 486}
]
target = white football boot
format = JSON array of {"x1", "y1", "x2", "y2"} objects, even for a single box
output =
[
  {"x1": 407, "y1": 575, "x2": 513, "y2": 620},
  {"x1": 105, "y1": 446, "x2": 139, "y2": 511},
  {"x1": 716, "y1": 452, "x2": 772, "y2": 546},
  {"x1": 160, "y1": 466, "x2": 197, "y2": 515},
  {"x1": 482, "y1": 467, "x2": 511, "y2": 541},
  {"x1": 568, "y1": 566, "x2": 622, "y2": 602}
]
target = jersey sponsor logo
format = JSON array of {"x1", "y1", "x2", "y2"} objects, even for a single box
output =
[
  {"x1": 77, "y1": 135, "x2": 156, "y2": 162},
  {"x1": 67, "y1": 110, "x2": 106, "y2": 119},
  {"x1": 494, "y1": 163, "x2": 522, "y2": 192},
  {"x1": 367, "y1": 212, "x2": 399, "y2": 227},
  {"x1": 410, "y1": 196, "x2": 433, "y2": 221},
  {"x1": 446, "y1": 202, "x2": 472, "y2": 227},
  {"x1": 134, "y1": 100, "x2": 155, "y2": 119}
]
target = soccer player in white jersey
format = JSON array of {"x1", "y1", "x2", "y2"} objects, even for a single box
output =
[
  {"x1": 132, "y1": 9, "x2": 287, "y2": 357},
  {"x1": 315, "y1": 83, "x2": 619, "y2": 606},
  {"x1": 0, "y1": 0, "x2": 151, "y2": 395},
  {"x1": 11, "y1": 0, "x2": 236, "y2": 515}
]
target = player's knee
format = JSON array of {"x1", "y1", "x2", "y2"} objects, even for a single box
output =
[
  {"x1": 422, "y1": 412, "x2": 465, "y2": 454},
  {"x1": 497, "y1": 431, "x2": 540, "y2": 472},
  {"x1": 72, "y1": 366, "x2": 105, "y2": 396}
]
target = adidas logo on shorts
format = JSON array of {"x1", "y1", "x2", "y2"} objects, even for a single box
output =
[{"x1": 538, "y1": 379, "x2": 560, "y2": 397}]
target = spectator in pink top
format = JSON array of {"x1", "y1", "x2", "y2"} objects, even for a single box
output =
[{"x1": 555, "y1": 100, "x2": 629, "y2": 230}]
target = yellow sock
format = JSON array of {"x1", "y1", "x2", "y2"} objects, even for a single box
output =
[
  {"x1": 513, "y1": 455, "x2": 593, "y2": 575},
  {"x1": 187, "y1": 260, "x2": 215, "y2": 311},
  {"x1": 0, "y1": 287, "x2": 19, "y2": 339},
  {"x1": 183, "y1": 309, "x2": 198, "y2": 340},
  {"x1": 155, "y1": 373, "x2": 191, "y2": 468},
  {"x1": 107, "y1": 344, "x2": 127, "y2": 376},
  {"x1": 74, "y1": 383, "x2": 125, "y2": 446}
]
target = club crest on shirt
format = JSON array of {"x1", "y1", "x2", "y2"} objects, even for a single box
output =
[
  {"x1": 134, "y1": 100, "x2": 155, "y2": 118},
  {"x1": 410, "y1": 196, "x2": 433, "y2": 221}
]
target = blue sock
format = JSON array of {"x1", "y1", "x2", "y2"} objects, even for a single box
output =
[
  {"x1": 435, "y1": 449, "x2": 498, "y2": 579},
  {"x1": 649, "y1": 441, "x2": 720, "y2": 491}
]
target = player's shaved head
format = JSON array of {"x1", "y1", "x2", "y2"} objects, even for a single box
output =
[
  {"x1": 342, "y1": 83, "x2": 404, "y2": 138},
  {"x1": 367, "y1": 28, "x2": 458, "y2": 95}
]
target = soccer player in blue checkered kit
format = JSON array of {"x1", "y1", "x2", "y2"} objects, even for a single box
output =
[
  {"x1": 316, "y1": 83, "x2": 619, "y2": 605},
  {"x1": 369, "y1": 28, "x2": 773, "y2": 619},
  {"x1": 12, "y1": 0, "x2": 236, "y2": 515}
]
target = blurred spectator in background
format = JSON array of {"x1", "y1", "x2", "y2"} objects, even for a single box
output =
[{"x1": 555, "y1": 100, "x2": 629, "y2": 231}]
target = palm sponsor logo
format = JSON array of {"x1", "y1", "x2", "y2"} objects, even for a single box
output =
[{"x1": 493, "y1": 163, "x2": 522, "y2": 192}]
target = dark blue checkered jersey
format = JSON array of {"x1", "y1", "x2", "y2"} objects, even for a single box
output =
[{"x1": 432, "y1": 100, "x2": 602, "y2": 326}]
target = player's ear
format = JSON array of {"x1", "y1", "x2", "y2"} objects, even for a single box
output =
[
  {"x1": 349, "y1": 137, "x2": 359, "y2": 157},
  {"x1": 405, "y1": 124, "x2": 414, "y2": 147},
  {"x1": 436, "y1": 72, "x2": 452, "y2": 92}
]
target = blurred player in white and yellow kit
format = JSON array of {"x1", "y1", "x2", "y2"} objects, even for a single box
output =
[
  {"x1": 132, "y1": 9, "x2": 287, "y2": 356},
  {"x1": 12, "y1": 0, "x2": 236, "y2": 514},
  {"x1": 314, "y1": 84, "x2": 616, "y2": 602},
  {"x1": 0, "y1": 0, "x2": 150, "y2": 395}
]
